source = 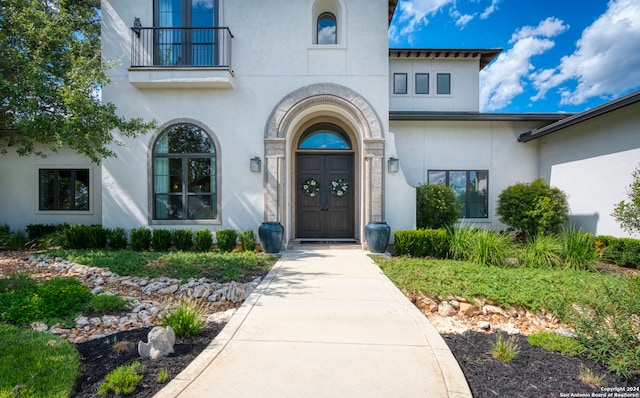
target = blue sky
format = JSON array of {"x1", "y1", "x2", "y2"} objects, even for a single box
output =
[{"x1": 389, "y1": 0, "x2": 640, "y2": 113}]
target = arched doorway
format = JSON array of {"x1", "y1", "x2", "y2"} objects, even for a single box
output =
[{"x1": 296, "y1": 123, "x2": 354, "y2": 239}]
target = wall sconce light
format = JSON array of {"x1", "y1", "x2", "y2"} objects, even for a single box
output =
[
  {"x1": 250, "y1": 157, "x2": 262, "y2": 172},
  {"x1": 132, "y1": 17, "x2": 142, "y2": 37},
  {"x1": 388, "y1": 157, "x2": 399, "y2": 173}
]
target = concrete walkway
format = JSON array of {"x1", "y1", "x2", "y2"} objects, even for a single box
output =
[{"x1": 155, "y1": 249, "x2": 471, "y2": 398}]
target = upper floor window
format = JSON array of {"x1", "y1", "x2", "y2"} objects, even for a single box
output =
[
  {"x1": 393, "y1": 73, "x2": 408, "y2": 95},
  {"x1": 317, "y1": 12, "x2": 337, "y2": 44},
  {"x1": 152, "y1": 123, "x2": 217, "y2": 220},
  {"x1": 437, "y1": 73, "x2": 451, "y2": 95},
  {"x1": 39, "y1": 169, "x2": 89, "y2": 211},
  {"x1": 428, "y1": 170, "x2": 488, "y2": 218},
  {"x1": 154, "y1": 0, "x2": 217, "y2": 66},
  {"x1": 415, "y1": 73, "x2": 429, "y2": 94}
]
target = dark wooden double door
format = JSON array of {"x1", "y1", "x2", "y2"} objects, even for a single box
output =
[{"x1": 296, "y1": 153, "x2": 354, "y2": 239}]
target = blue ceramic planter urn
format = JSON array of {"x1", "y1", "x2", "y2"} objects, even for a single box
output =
[
  {"x1": 258, "y1": 222, "x2": 284, "y2": 253},
  {"x1": 365, "y1": 222, "x2": 390, "y2": 253}
]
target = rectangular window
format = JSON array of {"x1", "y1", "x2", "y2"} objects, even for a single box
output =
[
  {"x1": 428, "y1": 170, "x2": 488, "y2": 218},
  {"x1": 415, "y1": 73, "x2": 429, "y2": 94},
  {"x1": 393, "y1": 73, "x2": 408, "y2": 94},
  {"x1": 436, "y1": 73, "x2": 451, "y2": 95},
  {"x1": 39, "y1": 169, "x2": 90, "y2": 211}
]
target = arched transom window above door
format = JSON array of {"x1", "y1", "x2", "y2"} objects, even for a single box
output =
[
  {"x1": 152, "y1": 123, "x2": 218, "y2": 221},
  {"x1": 298, "y1": 123, "x2": 351, "y2": 150}
]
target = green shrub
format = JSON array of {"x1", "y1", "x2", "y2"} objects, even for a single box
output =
[
  {"x1": 25, "y1": 224, "x2": 59, "y2": 240},
  {"x1": 416, "y1": 183, "x2": 460, "y2": 230},
  {"x1": 621, "y1": 238, "x2": 640, "y2": 268},
  {"x1": 62, "y1": 225, "x2": 90, "y2": 249},
  {"x1": 517, "y1": 234, "x2": 563, "y2": 268},
  {"x1": 447, "y1": 222, "x2": 478, "y2": 261},
  {"x1": 527, "y1": 331, "x2": 584, "y2": 357},
  {"x1": 160, "y1": 297, "x2": 207, "y2": 337},
  {"x1": 86, "y1": 225, "x2": 108, "y2": 249},
  {"x1": 216, "y1": 229, "x2": 237, "y2": 252},
  {"x1": 612, "y1": 164, "x2": 640, "y2": 234},
  {"x1": 173, "y1": 229, "x2": 193, "y2": 251},
  {"x1": 394, "y1": 229, "x2": 448, "y2": 258},
  {"x1": 156, "y1": 368, "x2": 169, "y2": 384},
  {"x1": 562, "y1": 228, "x2": 597, "y2": 271},
  {"x1": 239, "y1": 230, "x2": 257, "y2": 252},
  {"x1": 87, "y1": 293, "x2": 133, "y2": 313},
  {"x1": 4, "y1": 231, "x2": 25, "y2": 250},
  {"x1": 468, "y1": 228, "x2": 511, "y2": 267},
  {"x1": 108, "y1": 227, "x2": 128, "y2": 250},
  {"x1": 491, "y1": 334, "x2": 520, "y2": 363},
  {"x1": 98, "y1": 361, "x2": 145, "y2": 396},
  {"x1": 496, "y1": 178, "x2": 569, "y2": 240},
  {"x1": 152, "y1": 229, "x2": 172, "y2": 252},
  {"x1": 597, "y1": 236, "x2": 640, "y2": 269},
  {"x1": 130, "y1": 227, "x2": 152, "y2": 251},
  {"x1": 194, "y1": 230, "x2": 213, "y2": 252}
]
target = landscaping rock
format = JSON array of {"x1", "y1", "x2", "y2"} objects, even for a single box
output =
[
  {"x1": 438, "y1": 301, "x2": 456, "y2": 317},
  {"x1": 138, "y1": 326, "x2": 176, "y2": 360}
]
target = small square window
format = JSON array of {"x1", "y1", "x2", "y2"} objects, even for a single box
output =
[
  {"x1": 437, "y1": 73, "x2": 451, "y2": 95},
  {"x1": 39, "y1": 169, "x2": 90, "y2": 211},
  {"x1": 393, "y1": 73, "x2": 408, "y2": 95},
  {"x1": 415, "y1": 73, "x2": 429, "y2": 94}
]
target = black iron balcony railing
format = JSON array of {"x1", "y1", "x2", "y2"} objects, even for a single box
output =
[{"x1": 131, "y1": 27, "x2": 233, "y2": 68}]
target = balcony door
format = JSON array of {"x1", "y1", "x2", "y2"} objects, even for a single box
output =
[{"x1": 154, "y1": 0, "x2": 217, "y2": 66}]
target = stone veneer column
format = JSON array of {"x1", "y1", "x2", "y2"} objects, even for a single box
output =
[
  {"x1": 363, "y1": 139, "x2": 385, "y2": 223},
  {"x1": 264, "y1": 139, "x2": 286, "y2": 222}
]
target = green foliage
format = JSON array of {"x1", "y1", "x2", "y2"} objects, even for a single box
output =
[
  {"x1": 87, "y1": 293, "x2": 133, "y2": 314},
  {"x1": 173, "y1": 230, "x2": 194, "y2": 251},
  {"x1": 86, "y1": 225, "x2": 107, "y2": 249},
  {"x1": 152, "y1": 229, "x2": 172, "y2": 252},
  {"x1": 0, "y1": 275, "x2": 91, "y2": 325},
  {"x1": 194, "y1": 229, "x2": 213, "y2": 252},
  {"x1": 47, "y1": 249, "x2": 276, "y2": 283},
  {"x1": 62, "y1": 225, "x2": 88, "y2": 249},
  {"x1": 215, "y1": 229, "x2": 237, "y2": 252},
  {"x1": 25, "y1": 224, "x2": 59, "y2": 240},
  {"x1": 612, "y1": 165, "x2": 640, "y2": 233},
  {"x1": 467, "y1": 228, "x2": 511, "y2": 267},
  {"x1": 156, "y1": 368, "x2": 169, "y2": 384},
  {"x1": 562, "y1": 227, "x2": 597, "y2": 271},
  {"x1": 393, "y1": 229, "x2": 448, "y2": 258},
  {"x1": 130, "y1": 228, "x2": 151, "y2": 251},
  {"x1": 416, "y1": 184, "x2": 460, "y2": 229},
  {"x1": 447, "y1": 222, "x2": 478, "y2": 261},
  {"x1": 108, "y1": 227, "x2": 128, "y2": 250},
  {"x1": 496, "y1": 178, "x2": 569, "y2": 240},
  {"x1": 239, "y1": 230, "x2": 257, "y2": 252},
  {"x1": 527, "y1": 331, "x2": 584, "y2": 357},
  {"x1": 0, "y1": 0, "x2": 155, "y2": 162},
  {"x1": 98, "y1": 361, "x2": 145, "y2": 396},
  {"x1": 160, "y1": 297, "x2": 207, "y2": 337},
  {"x1": 491, "y1": 334, "x2": 520, "y2": 363},
  {"x1": 517, "y1": 234, "x2": 563, "y2": 268},
  {"x1": 560, "y1": 277, "x2": 640, "y2": 378},
  {"x1": 579, "y1": 367, "x2": 605, "y2": 388},
  {"x1": 0, "y1": 323, "x2": 80, "y2": 398},
  {"x1": 597, "y1": 236, "x2": 640, "y2": 269},
  {"x1": 0, "y1": 225, "x2": 23, "y2": 250}
]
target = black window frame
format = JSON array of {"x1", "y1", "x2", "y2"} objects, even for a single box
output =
[
  {"x1": 427, "y1": 170, "x2": 489, "y2": 219},
  {"x1": 393, "y1": 73, "x2": 408, "y2": 95},
  {"x1": 436, "y1": 73, "x2": 451, "y2": 95},
  {"x1": 316, "y1": 12, "x2": 337, "y2": 45},
  {"x1": 38, "y1": 169, "x2": 90, "y2": 211},
  {"x1": 415, "y1": 73, "x2": 429, "y2": 94}
]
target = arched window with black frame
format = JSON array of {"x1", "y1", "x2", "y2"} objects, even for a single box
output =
[
  {"x1": 317, "y1": 12, "x2": 337, "y2": 44},
  {"x1": 152, "y1": 123, "x2": 217, "y2": 220}
]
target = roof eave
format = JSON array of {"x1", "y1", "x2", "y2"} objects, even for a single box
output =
[
  {"x1": 388, "y1": 48, "x2": 502, "y2": 70},
  {"x1": 389, "y1": 111, "x2": 571, "y2": 122}
]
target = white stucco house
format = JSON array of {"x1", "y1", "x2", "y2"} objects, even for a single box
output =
[{"x1": 1, "y1": 0, "x2": 639, "y2": 248}]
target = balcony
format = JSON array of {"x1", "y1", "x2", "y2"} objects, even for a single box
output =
[{"x1": 129, "y1": 27, "x2": 234, "y2": 89}]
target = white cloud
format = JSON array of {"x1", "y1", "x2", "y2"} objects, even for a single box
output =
[
  {"x1": 389, "y1": 0, "x2": 454, "y2": 43},
  {"x1": 450, "y1": 7, "x2": 474, "y2": 29},
  {"x1": 480, "y1": 17, "x2": 569, "y2": 111},
  {"x1": 531, "y1": 0, "x2": 640, "y2": 106},
  {"x1": 480, "y1": 0, "x2": 500, "y2": 19}
]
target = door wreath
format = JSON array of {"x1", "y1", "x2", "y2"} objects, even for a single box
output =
[
  {"x1": 329, "y1": 178, "x2": 349, "y2": 197},
  {"x1": 301, "y1": 177, "x2": 320, "y2": 197}
]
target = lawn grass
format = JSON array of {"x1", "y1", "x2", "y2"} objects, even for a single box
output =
[
  {"x1": 47, "y1": 249, "x2": 277, "y2": 282},
  {"x1": 372, "y1": 256, "x2": 633, "y2": 314},
  {"x1": 0, "y1": 323, "x2": 80, "y2": 398}
]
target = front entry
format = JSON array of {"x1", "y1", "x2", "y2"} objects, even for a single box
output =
[{"x1": 296, "y1": 153, "x2": 354, "y2": 238}]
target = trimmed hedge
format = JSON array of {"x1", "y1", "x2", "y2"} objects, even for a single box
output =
[
  {"x1": 130, "y1": 228, "x2": 151, "y2": 251},
  {"x1": 194, "y1": 230, "x2": 213, "y2": 252},
  {"x1": 152, "y1": 229, "x2": 172, "y2": 252},
  {"x1": 597, "y1": 235, "x2": 640, "y2": 269},
  {"x1": 216, "y1": 229, "x2": 237, "y2": 252},
  {"x1": 394, "y1": 229, "x2": 448, "y2": 258},
  {"x1": 172, "y1": 230, "x2": 193, "y2": 251}
]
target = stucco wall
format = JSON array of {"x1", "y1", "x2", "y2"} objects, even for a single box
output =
[
  {"x1": 101, "y1": 0, "x2": 390, "y2": 233},
  {"x1": 0, "y1": 148, "x2": 101, "y2": 232},
  {"x1": 538, "y1": 103, "x2": 640, "y2": 238},
  {"x1": 389, "y1": 120, "x2": 546, "y2": 230}
]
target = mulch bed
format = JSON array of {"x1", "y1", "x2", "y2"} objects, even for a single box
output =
[
  {"x1": 443, "y1": 331, "x2": 640, "y2": 397},
  {"x1": 72, "y1": 324, "x2": 224, "y2": 398}
]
